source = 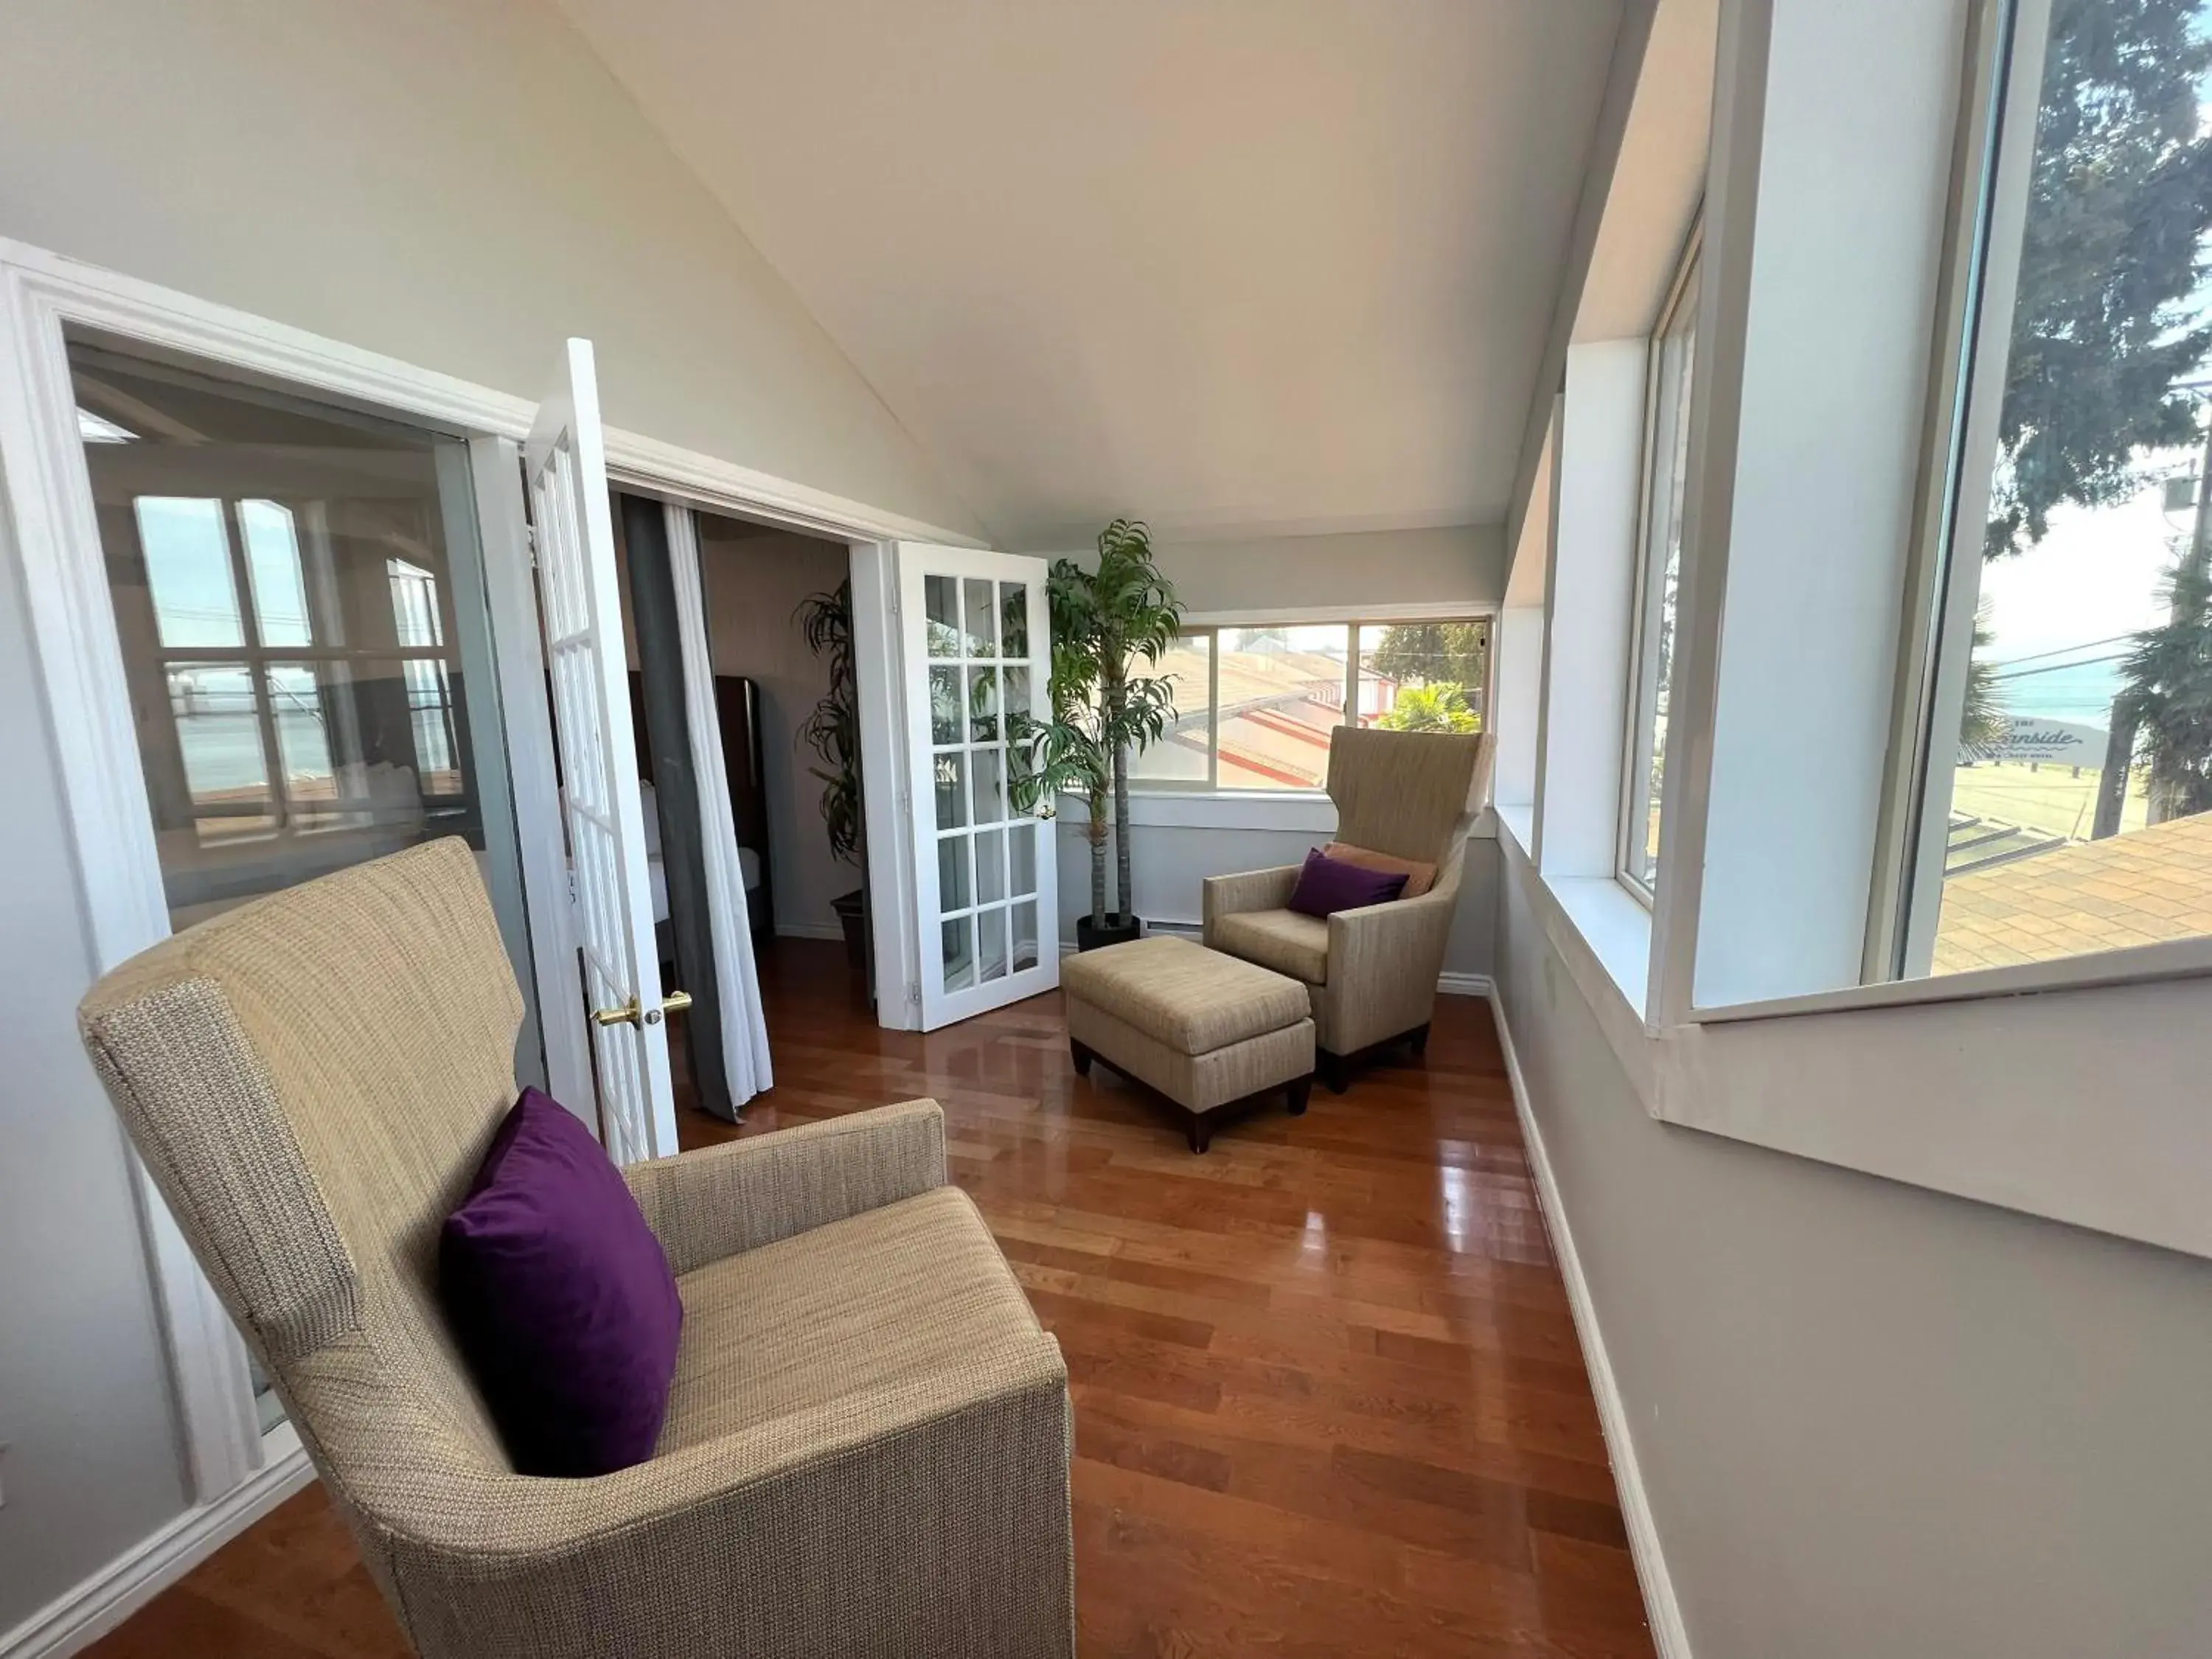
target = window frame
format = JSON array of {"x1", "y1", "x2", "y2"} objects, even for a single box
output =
[
  {"x1": 1129, "y1": 609, "x2": 1495, "y2": 795},
  {"x1": 1616, "y1": 228, "x2": 1703, "y2": 905}
]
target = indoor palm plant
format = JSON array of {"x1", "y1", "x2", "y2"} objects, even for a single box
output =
[
  {"x1": 797, "y1": 580, "x2": 868, "y2": 973},
  {"x1": 1013, "y1": 519, "x2": 1182, "y2": 948}
]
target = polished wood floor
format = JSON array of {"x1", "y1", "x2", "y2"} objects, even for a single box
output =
[{"x1": 87, "y1": 939, "x2": 1653, "y2": 1659}]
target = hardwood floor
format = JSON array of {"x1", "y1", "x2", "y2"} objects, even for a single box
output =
[{"x1": 86, "y1": 939, "x2": 1653, "y2": 1659}]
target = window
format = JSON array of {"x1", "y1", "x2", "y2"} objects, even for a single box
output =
[
  {"x1": 1891, "y1": 0, "x2": 2212, "y2": 981},
  {"x1": 1129, "y1": 616, "x2": 1491, "y2": 790},
  {"x1": 1619, "y1": 243, "x2": 1700, "y2": 900}
]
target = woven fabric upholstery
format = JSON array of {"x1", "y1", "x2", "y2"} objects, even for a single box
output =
[
  {"x1": 77, "y1": 838, "x2": 1075, "y2": 1659},
  {"x1": 1066, "y1": 997, "x2": 1314, "y2": 1114},
  {"x1": 1205, "y1": 728, "x2": 1489, "y2": 1056},
  {"x1": 1060, "y1": 935, "x2": 1310, "y2": 1050},
  {"x1": 1208, "y1": 908, "x2": 1331, "y2": 986}
]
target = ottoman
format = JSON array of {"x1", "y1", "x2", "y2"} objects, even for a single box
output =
[{"x1": 1060, "y1": 935, "x2": 1315, "y2": 1152}]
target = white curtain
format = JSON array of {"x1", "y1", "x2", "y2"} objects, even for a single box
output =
[{"x1": 664, "y1": 504, "x2": 773, "y2": 1105}]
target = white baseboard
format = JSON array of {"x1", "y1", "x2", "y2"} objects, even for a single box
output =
[
  {"x1": 0, "y1": 1446, "x2": 315, "y2": 1659},
  {"x1": 773, "y1": 921, "x2": 846, "y2": 942},
  {"x1": 1435, "y1": 970, "x2": 1492, "y2": 998},
  {"x1": 1482, "y1": 987, "x2": 1693, "y2": 1659}
]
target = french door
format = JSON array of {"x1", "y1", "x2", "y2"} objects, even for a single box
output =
[
  {"x1": 525, "y1": 340, "x2": 679, "y2": 1165},
  {"x1": 898, "y1": 544, "x2": 1060, "y2": 1029}
]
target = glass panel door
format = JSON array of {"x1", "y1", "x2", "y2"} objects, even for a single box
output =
[{"x1": 900, "y1": 546, "x2": 1059, "y2": 1028}]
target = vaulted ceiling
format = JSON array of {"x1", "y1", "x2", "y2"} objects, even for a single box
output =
[{"x1": 555, "y1": 0, "x2": 1627, "y2": 548}]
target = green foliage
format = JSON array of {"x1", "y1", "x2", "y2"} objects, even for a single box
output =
[
  {"x1": 1986, "y1": 0, "x2": 2212, "y2": 559},
  {"x1": 1366, "y1": 622, "x2": 1489, "y2": 690},
  {"x1": 1959, "y1": 599, "x2": 2010, "y2": 755},
  {"x1": 796, "y1": 580, "x2": 862, "y2": 866},
  {"x1": 1376, "y1": 682, "x2": 1479, "y2": 733},
  {"x1": 2118, "y1": 549, "x2": 2212, "y2": 817}
]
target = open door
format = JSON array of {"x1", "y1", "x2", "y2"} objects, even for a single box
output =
[
  {"x1": 900, "y1": 545, "x2": 1061, "y2": 1029},
  {"x1": 525, "y1": 339, "x2": 679, "y2": 1164}
]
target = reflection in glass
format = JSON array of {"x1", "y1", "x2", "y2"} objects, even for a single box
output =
[
  {"x1": 169, "y1": 664, "x2": 272, "y2": 839},
  {"x1": 137, "y1": 497, "x2": 243, "y2": 647},
  {"x1": 240, "y1": 500, "x2": 312, "y2": 647},
  {"x1": 1009, "y1": 820, "x2": 1037, "y2": 897},
  {"x1": 971, "y1": 745, "x2": 1004, "y2": 824},
  {"x1": 925, "y1": 574, "x2": 960, "y2": 656},
  {"x1": 931, "y1": 664, "x2": 961, "y2": 745},
  {"x1": 968, "y1": 665, "x2": 1000, "y2": 742},
  {"x1": 975, "y1": 826, "x2": 1006, "y2": 905},
  {"x1": 942, "y1": 914, "x2": 975, "y2": 992},
  {"x1": 937, "y1": 833, "x2": 970, "y2": 913},
  {"x1": 1012, "y1": 899, "x2": 1040, "y2": 972},
  {"x1": 934, "y1": 750, "x2": 969, "y2": 830},
  {"x1": 1001, "y1": 581, "x2": 1029, "y2": 658},
  {"x1": 1001, "y1": 664, "x2": 1032, "y2": 724},
  {"x1": 977, "y1": 905, "x2": 1008, "y2": 982},
  {"x1": 964, "y1": 577, "x2": 997, "y2": 657}
]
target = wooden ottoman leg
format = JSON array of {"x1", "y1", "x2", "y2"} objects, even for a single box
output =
[
  {"x1": 1409, "y1": 1023, "x2": 1431, "y2": 1058},
  {"x1": 1286, "y1": 1077, "x2": 1311, "y2": 1117},
  {"x1": 1071, "y1": 1037, "x2": 1093, "y2": 1077},
  {"x1": 1187, "y1": 1111, "x2": 1211, "y2": 1154},
  {"x1": 1318, "y1": 1049, "x2": 1350, "y2": 1094}
]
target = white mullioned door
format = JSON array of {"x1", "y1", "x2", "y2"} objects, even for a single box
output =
[
  {"x1": 900, "y1": 545, "x2": 1061, "y2": 1029},
  {"x1": 525, "y1": 338, "x2": 678, "y2": 1164}
]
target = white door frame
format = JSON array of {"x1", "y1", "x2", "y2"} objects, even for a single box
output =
[{"x1": 0, "y1": 237, "x2": 974, "y2": 1507}]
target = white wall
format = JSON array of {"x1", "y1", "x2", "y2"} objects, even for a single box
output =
[
  {"x1": 0, "y1": 0, "x2": 971, "y2": 1636},
  {"x1": 1151, "y1": 523, "x2": 1506, "y2": 615},
  {"x1": 1493, "y1": 844, "x2": 2212, "y2": 1659},
  {"x1": 695, "y1": 524, "x2": 856, "y2": 936}
]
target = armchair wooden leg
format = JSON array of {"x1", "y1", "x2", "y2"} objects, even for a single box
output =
[
  {"x1": 1286, "y1": 1077, "x2": 1311, "y2": 1116},
  {"x1": 1070, "y1": 1039, "x2": 1093, "y2": 1077},
  {"x1": 1187, "y1": 1111, "x2": 1212, "y2": 1153},
  {"x1": 1318, "y1": 1050, "x2": 1350, "y2": 1094},
  {"x1": 1408, "y1": 1023, "x2": 1430, "y2": 1058}
]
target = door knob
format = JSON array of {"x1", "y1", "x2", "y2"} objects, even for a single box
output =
[{"x1": 592, "y1": 990, "x2": 695, "y2": 1028}]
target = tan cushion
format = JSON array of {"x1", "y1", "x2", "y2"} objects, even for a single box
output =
[
  {"x1": 1322, "y1": 840, "x2": 1436, "y2": 899},
  {"x1": 658, "y1": 1185, "x2": 1040, "y2": 1454},
  {"x1": 1060, "y1": 934, "x2": 1309, "y2": 1052},
  {"x1": 1209, "y1": 908, "x2": 1331, "y2": 987}
]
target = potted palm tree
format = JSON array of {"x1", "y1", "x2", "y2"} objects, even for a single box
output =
[
  {"x1": 1014, "y1": 520, "x2": 1181, "y2": 949},
  {"x1": 797, "y1": 580, "x2": 868, "y2": 974}
]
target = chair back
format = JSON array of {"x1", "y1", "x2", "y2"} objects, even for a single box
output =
[
  {"x1": 77, "y1": 838, "x2": 526, "y2": 1475},
  {"x1": 1325, "y1": 726, "x2": 1488, "y2": 868}
]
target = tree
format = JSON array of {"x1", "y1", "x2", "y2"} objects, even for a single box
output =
[
  {"x1": 2117, "y1": 524, "x2": 2212, "y2": 820},
  {"x1": 1088, "y1": 521, "x2": 1181, "y2": 926},
  {"x1": 1959, "y1": 600, "x2": 2010, "y2": 757},
  {"x1": 1366, "y1": 622, "x2": 1489, "y2": 692},
  {"x1": 1377, "y1": 682, "x2": 1478, "y2": 733},
  {"x1": 1984, "y1": 0, "x2": 2212, "y2": 561}
]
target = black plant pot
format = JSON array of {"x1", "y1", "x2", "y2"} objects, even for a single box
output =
[
  {"x1": 831, "y1": 888, "x2": 869, "y2": 973},
  {"x1": 1076, "y1": 913, "x2": 1144, "y2": 952}
]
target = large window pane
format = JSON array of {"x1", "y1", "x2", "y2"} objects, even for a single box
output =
[
  {"x1": 1908, "y1": 0, "x2": 2212, "y2": 978},
  {"x1": 1357, "y1": 622, "x2": 1489, "y2": 733},
  {"x1": 1622, "y1": 258, "x2": 1698, "y2": 896},
  {"x1": 136, "y1": 497, "x2": 243, "y2": 647},
  {"x1": 1214, "y1": 625, "x2": 1349, "y2": 790},
  {"x1": 1129, "y1": 630, "x2": 1213, "y2": 783}
]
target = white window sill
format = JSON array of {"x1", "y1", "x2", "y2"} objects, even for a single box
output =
[{"x1": 1066, "y1": 789, "x2": 1497, "y2": 838}]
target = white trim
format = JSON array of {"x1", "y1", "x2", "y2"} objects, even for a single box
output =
[
  {"x1": 1435, "y1": 971, "x2": 1492, "y2": 998},
  {"x1": 1178, "y1": 599, "x2": 1499, "y2": 627},
  {"x1": 1483, "y1": 989, "x2": 1693, "y2": 1659},
  {"x1": 775, "y1": 920, "x2": 848, "y2": 942},
  {"x1": 0, "y1": 1446, "x2": 313, "y2": 1659}
]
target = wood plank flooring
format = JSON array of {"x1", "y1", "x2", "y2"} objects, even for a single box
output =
[{"x1": 85, "y1": 939, "x2": 1653, "y2": 1659}]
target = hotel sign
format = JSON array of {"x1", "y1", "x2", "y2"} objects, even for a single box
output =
[{"x1": 1961, "y1": 716, "x2": 2107, "y2": 765}]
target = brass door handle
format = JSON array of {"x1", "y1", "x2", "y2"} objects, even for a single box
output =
[{"x1": 592, "y1": 990, "x2": 695, "y2": 1028}]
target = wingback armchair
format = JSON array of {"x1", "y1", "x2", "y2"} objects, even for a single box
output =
[
  {"x1": 1203, "y1": 726, "x2": 1486, "y2": 1091},
  {"x1": 77, "y1": 839, "x2": 1074, "y2": 1659}
]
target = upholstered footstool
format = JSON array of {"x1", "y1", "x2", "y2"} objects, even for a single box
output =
[{"x1": 1060, "y1": 935, "x2": 1315, "y2": 1152}]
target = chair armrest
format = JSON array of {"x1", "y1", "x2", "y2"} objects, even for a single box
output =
[
  {"x1": 623, "y1": 1098, "x2": 946, "y2": 1276},
  {"x1": 351, "y1": 1326, "x2": 1071, "y2": 1658},
  {"x1": 1324, "y1": 887, "x2": 1461, "y2": 1051},
  {"x1": 1203, "y1": 864, "x2": 1301, "y2": 932}
]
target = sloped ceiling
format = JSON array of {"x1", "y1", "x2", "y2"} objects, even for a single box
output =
[{"x1": 556, "y1": 0, "x2": 1626, "y2": 548}]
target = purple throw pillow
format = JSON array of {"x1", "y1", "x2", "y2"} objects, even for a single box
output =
[
  {"x1": 439, "y1": 1088, "x2": 683, "y2": 1477},
  {"x1": 1287, "y1": 846, "x2": 1410, "y2": 919}
]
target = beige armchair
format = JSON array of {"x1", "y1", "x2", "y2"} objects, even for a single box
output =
[
  {"x1": 77, "y1": 839, "x2": 1074, "y2": 1659},
  {"x1": 1203, "y1": 726, "x2": 1486, "y2": 1091}
]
